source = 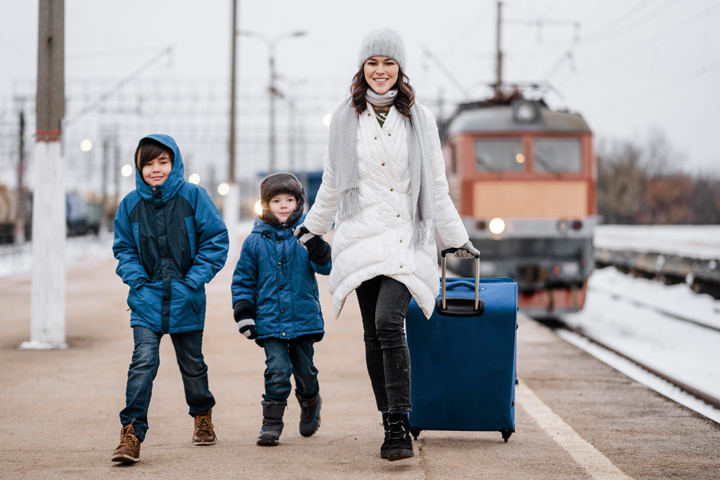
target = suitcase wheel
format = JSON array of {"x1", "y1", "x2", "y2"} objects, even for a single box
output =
[
  {"x1": 410, "y1": 427, "x2": 422, "y2": 440},
  {"x1": 501, "y1": 429, "x2": 513, "y2": 443}
]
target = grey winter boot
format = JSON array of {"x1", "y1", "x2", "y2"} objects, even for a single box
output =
[
  {"x1": 296, "y1": 393, "x2": 321, "y2": 437},
  {"x1": 257, "y1": 401, "x2": 286, "y2": 446}
]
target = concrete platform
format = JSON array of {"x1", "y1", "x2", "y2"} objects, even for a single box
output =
[{"x1": 1, "y1": 250, "x2": 718, "y2": 479}]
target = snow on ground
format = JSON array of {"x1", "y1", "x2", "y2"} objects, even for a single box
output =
[
  {"x1": 588, "y1": 267, "x2": 720, "y2": 331},
  {"x1": 0, "y1": 221, "x2": 256, "y2": 279},
  {"x1": 595, "y1": 225, "x2": 720, "y2": 260},
  {"x1": 560, "y1": 267, "x2": 720, "y2": 401}
]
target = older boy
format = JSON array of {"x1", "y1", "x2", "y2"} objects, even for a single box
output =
[{"x1": 111, "y1": 134, "x2": 228, "y2": 463}]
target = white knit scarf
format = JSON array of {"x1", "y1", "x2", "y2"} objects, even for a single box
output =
[{"x1": 328, "y1": 89, "x2": 436, "y2": 245}]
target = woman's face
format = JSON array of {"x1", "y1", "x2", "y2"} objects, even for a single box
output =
[{"x1": 364, "y1": 56, "x2": 399, "y2": 95}]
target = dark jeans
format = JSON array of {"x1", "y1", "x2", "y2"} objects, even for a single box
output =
[
  {"x1": 119, "y1": 326, "x2": 215, "y2": 441},
  {"x1": 356, "y1": 276, "x2": 413, "y2": 414},
  {"x1": 263, "y1": 336, "x2": 319, "y2": 402}
]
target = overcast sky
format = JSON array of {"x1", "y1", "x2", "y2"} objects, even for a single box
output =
[{"x1": 2, "y1": 0, "x2": 719, "y2": 174}]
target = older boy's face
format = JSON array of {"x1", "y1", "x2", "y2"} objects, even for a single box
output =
[
  {"x1": 142, "y1": 153, "x2": 172, "y2": 186},
  {"x1": 269, "y1": 193, "x2": 297, "y2": 223}
]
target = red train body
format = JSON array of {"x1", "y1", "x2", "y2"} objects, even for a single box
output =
[{"x1": 441, "y1": 96, "x2": 596, "y2": 316}]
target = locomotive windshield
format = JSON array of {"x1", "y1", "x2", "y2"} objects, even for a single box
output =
[
  {"x1": 533, "y1": 139, "x2": 582, "y2": 172},
  {"x1": 474, "y1": 139, "x2": 524, "y2": 172}
]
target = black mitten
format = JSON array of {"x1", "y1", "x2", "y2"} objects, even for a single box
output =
[
  {"x1": 305, "y1": 236, "x2": 331, "y2": 266},
  {"x1": 233, "y1": 300, "x2": 258, "y2": 339}
]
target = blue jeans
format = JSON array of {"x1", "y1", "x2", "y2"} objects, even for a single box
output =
[
  {"x1": 263, "y1": 336, "x2": 319, "y2": 402},
  {"x1": 119, "y1": 326, "x2": 215, "y2": 441}
]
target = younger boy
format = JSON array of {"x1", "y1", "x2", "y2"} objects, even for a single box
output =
[
  {"x1": 232, "y1": 173, "x2": 331, "y2": 446},
  {"x1": 111, "y1": 135, "x2": 228, "y2": 463}
]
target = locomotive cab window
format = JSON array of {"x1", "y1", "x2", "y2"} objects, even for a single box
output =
[
  {"x1": 533, "y1": 139, "x2": 582, "y2": 172},
  {"x1": 474, "y1": 139, "x2": 524, "y2": 172}
]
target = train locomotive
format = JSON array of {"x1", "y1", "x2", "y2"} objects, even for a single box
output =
[{"x1": 441, "y1": 94, "x2": 596, "y2": 316}]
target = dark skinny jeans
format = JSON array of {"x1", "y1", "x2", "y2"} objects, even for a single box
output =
[{"x1": 355, "y1": 276, "x2": 413, "y2": 414}]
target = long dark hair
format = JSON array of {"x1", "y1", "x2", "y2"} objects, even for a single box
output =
[{"x1": 350, "y1": 63, "x2": 415, "y2": 118}]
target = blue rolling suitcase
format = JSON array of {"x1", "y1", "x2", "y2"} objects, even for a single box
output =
[{"x1": 406, "y1": 248, "x2": 518, "y2": 442}]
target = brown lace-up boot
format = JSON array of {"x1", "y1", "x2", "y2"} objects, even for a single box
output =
[
  {"x1": 111, "y1": 423, "x2": 141, "y2": 463},
  {"x1": 193, "y1": 409, "x2": 217, "y2": 445}
]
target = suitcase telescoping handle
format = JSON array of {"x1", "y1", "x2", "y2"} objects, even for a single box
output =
[{"x1": 440, "y1": 248, "x2": 482, "y2": 315}]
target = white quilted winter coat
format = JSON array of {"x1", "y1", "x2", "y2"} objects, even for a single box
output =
[{"x1": 304, "y1": 103, "x2": 469, "y2": 319}]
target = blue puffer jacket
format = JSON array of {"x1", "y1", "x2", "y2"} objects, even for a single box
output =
[
  {"x1": 113, "y1": 134, "x2": 229, "y2": 334},
  {"x1": 231, "y1": 214, "x2": 330, "y2": 342}
]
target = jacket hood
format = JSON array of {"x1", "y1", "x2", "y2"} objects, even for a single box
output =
[
  {"x1": 135, "y1": 134, "x2": 185, "y2": 202},
  {"x1": 252, "y1": 213, "x2": 306, "y2": 235}
]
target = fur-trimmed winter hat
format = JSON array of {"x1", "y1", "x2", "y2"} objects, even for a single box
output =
[
  {"x1": 357, "y1": 28, "x2": 406, "y2": 70},
  {"x1": 259, "y1": 172, "x2": 304, "y2": 227}
]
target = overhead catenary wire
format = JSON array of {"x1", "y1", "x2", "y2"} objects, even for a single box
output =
[
  {"x1": 581, "y1": 0, "x2": 682, "y2": 43},
  {"x1": 418, "y1": 44, "x2": 471, "y2": 101},
  {"x1": 597, "y1": 57, "x2": 720, "y2": 115},
  {"x1": 580, "y1": 0, "x2": 654, "y2": 41},
  {"x1": 561, "y1": 0, "x2": 720, "y2": 77},
  {"x1": 64, "y1": 46, "x2": 174, "y2": 127}
]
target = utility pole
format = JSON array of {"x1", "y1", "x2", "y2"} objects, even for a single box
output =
[
  {"x1": 101, "y1": 133, "x2": 109, "y2": 235},
  {"x1": 269, "y1": 49, "x2": 277, "y2": 174},
  {"x1": 288, "y1": 96, "x2": 295, "y2": 172},
  {"x1": 113, "y1": 132, "x2": 120, "y2": 220},
  {"x1": 23, "y1": 0, "x2": 67, "y2": 349},
  {"x1": 240, "y1": 30, "x2": 305, "y2": 175},
  {"x1": 14, "y1": 109, "x2": 25, "y2": 244},
  {"x1": 495, "y1": 0, "x2": 503, "y2": 97},
  {"x1": 224, "y1": 0, "x2": 240, "y2": 261},
  {"x1": 228, "y1": 0, "x2": 237, "y2": 183}
]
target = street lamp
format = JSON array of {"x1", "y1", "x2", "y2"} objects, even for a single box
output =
[{"x1": 238, "y1": 30, "x2": 306, "y2": 174}]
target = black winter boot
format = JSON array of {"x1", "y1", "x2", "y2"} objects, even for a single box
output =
[
  {"x1": 296, "y1": 393, "x2": 322, "y2": 437},
  {"x1": 385, "y1": 413, "x2": 413, "y2": 461},
  {"x1": 380, "y1": 412, "x2": 390, "y2": 459},
  {"x1": 257, "y1": 401, "x2": 286, "y2": 446}
]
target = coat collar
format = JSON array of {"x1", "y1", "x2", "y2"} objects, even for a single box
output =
[{"x1": 252, "y1": 213, "x2": 306, "y2": 237}]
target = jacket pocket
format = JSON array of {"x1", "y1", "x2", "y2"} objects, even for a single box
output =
[
  {"x1": 170, "y1": 279, "x2": 206, "y2": 327},
  {"x1": 128, "y1": 280, "x2": 163, "y2": 324}
]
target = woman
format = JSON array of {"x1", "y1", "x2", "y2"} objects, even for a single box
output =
[{"x1": 295, "y1": 28, "x2": 478, "y2": 461}]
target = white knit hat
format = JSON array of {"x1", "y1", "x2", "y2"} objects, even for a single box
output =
[{"x1": 357, "y1": 28, "x2": 406, "y2": 70}]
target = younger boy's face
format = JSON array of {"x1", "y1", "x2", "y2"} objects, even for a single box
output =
[
  {"x1": 269, "y1": 193, "x2": 297, "y2": 223},
  {"x1": 142, "y1": 153, "x2": 172, "y2": 186}
]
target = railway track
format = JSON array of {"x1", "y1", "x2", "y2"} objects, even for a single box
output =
[{"x1": 538, "y1": 317, "x2": 720, "y2": 413}]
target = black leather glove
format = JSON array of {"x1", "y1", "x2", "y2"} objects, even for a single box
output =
[{"x1": 305, "y1": 235, "x2": 331, "y2": 266}]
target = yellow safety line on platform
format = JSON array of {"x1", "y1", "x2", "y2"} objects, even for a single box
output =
[{"x1": 517, "y1": 380, "x2": 634, "y2": 480}]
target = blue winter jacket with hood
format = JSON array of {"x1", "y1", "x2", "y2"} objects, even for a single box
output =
[
  {"x1": 231, "y1": 214, "x2": 330, "y2": 343},
  {"x1": 113, "y1": 134, "x2": 229, "y2": 334}
]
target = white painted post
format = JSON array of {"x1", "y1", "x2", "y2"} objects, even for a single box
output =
[{"x1": 22, "y1": 141, "x2": 67, "y2": 349}]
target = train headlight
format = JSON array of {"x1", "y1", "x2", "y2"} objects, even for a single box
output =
[{"x1": 489, "y1": 217, "x2": 505, "y2": 235}]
